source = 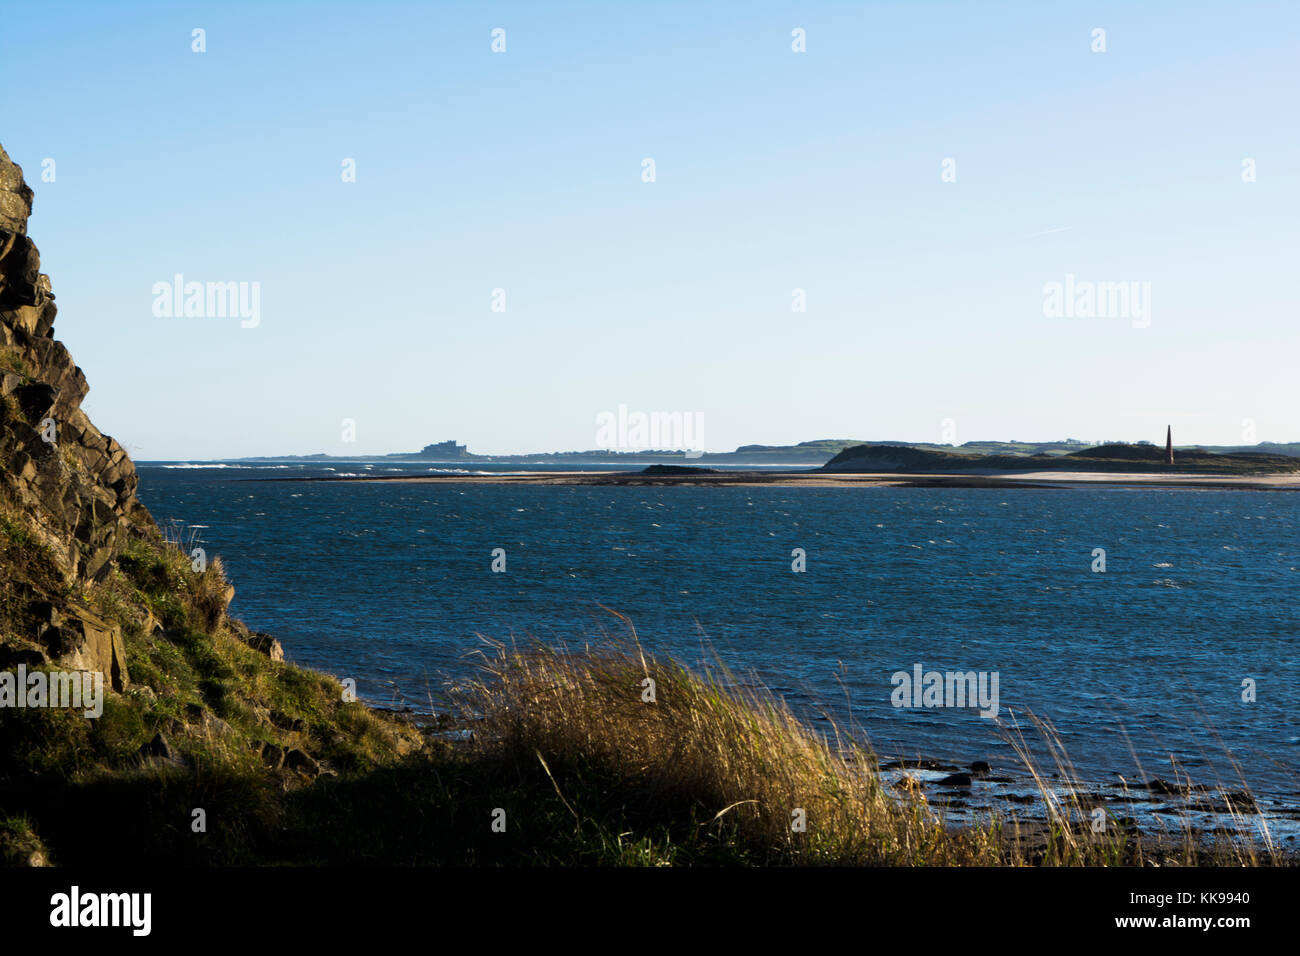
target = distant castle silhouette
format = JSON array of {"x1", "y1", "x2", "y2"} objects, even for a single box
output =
[{"x1": 420, "y1": 440, "x2": 468, "y2": 458}]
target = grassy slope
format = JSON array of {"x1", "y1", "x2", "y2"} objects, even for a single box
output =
[{"x1": 0, "y1": 502, "x2": 423, "y2": 865}]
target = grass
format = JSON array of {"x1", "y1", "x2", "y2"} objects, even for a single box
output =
[
  {"x1": 0, "y1": 816, "x2": 48, "y2": 866},
  {"x1": 996, "y1": 709, "x2": 1279, "y2": 866},
  {"x1": 0, "y1": 626, "x2": 1286, "y2": 866},
  {"x1": 0, "y1": 509, "x2": 423, "y2": 864},
  {"x1": 447, "y1": 637, "x2": 993, "y2": 865},
  {"x1": 0, "y1": 346, "x2": 32, "y2": 380},
  {"x1": 0, "y1": 499, "x2": 69, "y2": 639},
  {"x1": 437, "y1": 638, "x2": 1282, "y2": 866}
]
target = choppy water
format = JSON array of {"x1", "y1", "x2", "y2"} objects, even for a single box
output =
[{"x1": 135, "y1": 460, "x2": 1300, "y2": 831}]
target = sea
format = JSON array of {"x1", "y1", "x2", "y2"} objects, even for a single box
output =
[{"x1": 134, "y1": 459, "x2": 1300, "y2": 837}]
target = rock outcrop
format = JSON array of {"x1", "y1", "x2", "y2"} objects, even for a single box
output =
[
  {"x1": 0, "y1": 146, "x2": 33, "y2": 235},
  {"x1": 1, "y1": 143, "x2": 153, "y2": 578},
  {"x1": 1, "y1": 142, "x2": 153, "y2": 687},
  {"x1": 0, "y1": 147, "x2": 431, "y2": 868}
]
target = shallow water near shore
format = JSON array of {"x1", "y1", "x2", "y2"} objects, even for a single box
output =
[{"x1": 135, "y1": 461, "x2": 1300, "y2": 846}]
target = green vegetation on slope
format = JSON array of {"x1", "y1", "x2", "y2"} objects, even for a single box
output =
[{"x1": 0, "y1": 506, "x2": 422, "y2": 865}]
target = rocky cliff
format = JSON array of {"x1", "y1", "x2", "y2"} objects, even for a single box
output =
[
  {"x1": 1, "y1": 140, "x2": 423, "y2": 866},
  {"x1": 0, "y1": 143, "x2": 159, "y2": 690},
  {"x1": 1, "y1": 145, "x2": 152, "y2": 570}
]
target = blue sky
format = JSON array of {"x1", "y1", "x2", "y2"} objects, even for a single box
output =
[{"x1": 3, "y1": 1, "x2": 1297, "y2": 458}]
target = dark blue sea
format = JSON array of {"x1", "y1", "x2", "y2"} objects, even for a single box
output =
[{"x1": 134, "y1": 460, "x2": 1300, "y2": 811}]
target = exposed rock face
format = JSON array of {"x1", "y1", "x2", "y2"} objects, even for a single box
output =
[
  {"x1": 0, "y1": 143, "x2": 154, "y2": 584},
  {"x1": 34, "y1": 601, "x2": 130, "y2": 692},
  {"x1": 1, "y1": 142, "x2": 153, "y2": 687},
  {"x1": 0, "y1": 144, "x2": 33, "y2": 235}
]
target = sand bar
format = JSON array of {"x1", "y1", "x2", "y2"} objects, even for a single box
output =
[{"x1": 266, "y1": 469, "x2": 1300, "y2": 491}]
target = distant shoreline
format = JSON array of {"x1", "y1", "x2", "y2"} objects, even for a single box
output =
[{"x1": 251, "y1": 469, "x2": 1300, "y2": 491}]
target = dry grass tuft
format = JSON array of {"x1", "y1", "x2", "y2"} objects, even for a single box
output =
[
  {"x1": 452, "y1": 633, "x2": 1279, "y2": 866},
  {"x1": 455, "y1": 636, "x2": 1003, "y2": 864}
]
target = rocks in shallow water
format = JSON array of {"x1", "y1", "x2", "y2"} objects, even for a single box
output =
[
  {"x1": 880, "y1": 758, "x2": 955, "y2": 772},
  {"x1": 970, "y1": 760, "x2": 992, "y2": 777},
  {"x1": 999, "y1": 792, "x2": 1036, "y2": 804},
  {"x1": 937, "y1": 772, "x2": 973, "y2": 787},
  {"x1": 1144, "y1": 778, "x2": 1208, "y2": 796}
]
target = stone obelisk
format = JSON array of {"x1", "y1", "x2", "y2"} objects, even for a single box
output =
[{"x1": 1165, "y1": 426, "x2": 1174, "y2": 466}]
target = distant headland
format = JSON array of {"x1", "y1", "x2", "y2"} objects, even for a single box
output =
[
  {"x1": 818, "y1": 440, "x2": 1300, "y2": 475},
  {"x1": 252, "y1": 433, "x2": 1300, "y2": 491},
  {"x1": 236, "y1": 435, "x2": 1300, "y2": 467}
]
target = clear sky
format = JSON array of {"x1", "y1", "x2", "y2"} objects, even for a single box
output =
[{"x1": 3, "y1": 1, "x2": 1297, "y2": 459}]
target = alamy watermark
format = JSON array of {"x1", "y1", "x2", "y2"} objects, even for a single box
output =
[
  {"x1": 50, "y1": 886, "x2": 151, "y2": 936},
  {"x1": 0, "y1": 666, "x2": 103, "y2": 718},
  {"x1": 595, "y1": 404, "x2": 704, "y2": 454},
  {"x1": 890, "y1": 663, "x2": 1000, "y2": 719},
  {"x1": 1042, "y1": 274, "x2": 1150, "y2": 328},
  {"x1": 152, "y1": 274, "x2": 261, "y2": 328}
]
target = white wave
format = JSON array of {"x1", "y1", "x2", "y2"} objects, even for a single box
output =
[{"x1": 160, "y1": 462, "x2": 295, "y2": 470}]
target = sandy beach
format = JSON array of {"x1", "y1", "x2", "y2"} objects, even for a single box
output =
[{"x1": 286, "y1": 469, "x2": 1300, "y2": 490}]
